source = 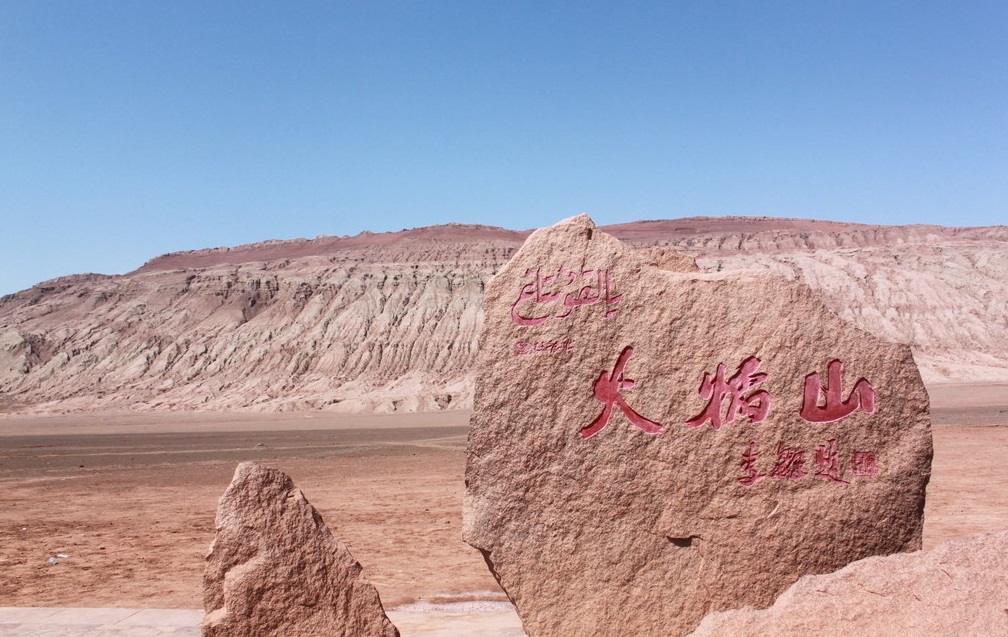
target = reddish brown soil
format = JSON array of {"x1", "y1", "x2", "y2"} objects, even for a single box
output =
[
  {"x1": 0, "y1": 411, "x2": 495, "y2": 608},
  {"x1": 1, "y1": 386, "x2": 1006, "y2": 609}
]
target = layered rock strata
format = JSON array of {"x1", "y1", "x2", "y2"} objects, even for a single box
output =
[{"x1": 0, "y1": 218, "x2": 1005, "y2": 414}]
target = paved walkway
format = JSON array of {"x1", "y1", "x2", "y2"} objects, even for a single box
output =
[
  {"x1": 0, "y1": 607, "x2": 526, "y2": 636},
  {"x1": 0, "y1": 608, "x2": 200, "y2": 636}
]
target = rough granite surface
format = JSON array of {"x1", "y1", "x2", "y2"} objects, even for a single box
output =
[
  {"x1": 464, "y1": 215, "x2": 933, "y2": 637},
  {"x1": 203, "y1": 462, "x2": 399, "y2": 637},
  {"x1": 688, "y1": 530, "x2": 1008, "y2": 636}
]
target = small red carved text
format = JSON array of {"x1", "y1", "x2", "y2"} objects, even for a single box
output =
[
  {"x1": 851, "y1": 451, "x2": 879, "y2": 477},
  {"x1": 814, "y1": 439, "x2": 848, "y2": 483},
  {"x1": 513, "y1": 339, "x2": 576, "y2": 356},
  {"x1": 738, "y1": 442, "x2": 766, "y2": 486},
  {"x1": 738, "y1": 439, "x2": 878, "y2": 486},
  {"x1": 770, "y1": 443, "x2": 807, "y2": 480}
]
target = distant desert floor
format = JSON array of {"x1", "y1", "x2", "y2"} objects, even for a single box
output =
[{"x1": 1, "y1": 384, "x2": 1007, "y2": 612}]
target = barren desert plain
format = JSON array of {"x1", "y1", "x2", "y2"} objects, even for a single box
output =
[
  {"x1": 1, "y1": 385, "x2": 1008, "y2": 635},
  {"x1": 1, "y1": 217, "x2": 1007, "y2": 634}
]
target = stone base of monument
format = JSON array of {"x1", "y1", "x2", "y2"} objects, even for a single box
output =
[{"x1": 687, "y1": 530, "x2": 1008, "y2": 636}]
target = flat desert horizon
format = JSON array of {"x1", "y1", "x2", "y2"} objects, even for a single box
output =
[{"x1": 1, "y1": 380, "x2": 1007, "y2": 635}]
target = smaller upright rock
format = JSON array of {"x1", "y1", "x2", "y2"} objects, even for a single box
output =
[{"x1": 203, "y1": 462, "x2": 399, "y2": 637}]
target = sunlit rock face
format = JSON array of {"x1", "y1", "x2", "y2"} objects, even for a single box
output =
[
  {"x1": 203, "y1": 461, "x2": 399, "y2": 637},
  {"x1": 688, "y1": 530, "x2": 1008, "y2": 637},
  {"x1": 464, "y1": 216, "x2": 932, "y2": 637}
]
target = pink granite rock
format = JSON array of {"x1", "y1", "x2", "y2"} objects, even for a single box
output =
[
  {"x1": 688, "y1": 530, "x2": 1008, "y2": 636},
  {"x1": 203, "y1": 462, "x2": 399, "y2": 637},
  {"x1": 463, "y1": 215, "x2": 932, "y2": 637}
]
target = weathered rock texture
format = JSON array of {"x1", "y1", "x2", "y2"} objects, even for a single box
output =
[
  {"x1": 688, "y1": 530, "x2": 1008, "y2": 636},
  {"x1": 463, "y1": 216, "x2": 932, "y2": 637},
  {"x1": 0, "y1": 217, "x2": 1005, "y2": 414},
  {"x1": 0, "y1": 225, "x2": 507, "y2": 414},
  {"x1": 203, "y1": 461, "x2": 399, "y2": 637}
]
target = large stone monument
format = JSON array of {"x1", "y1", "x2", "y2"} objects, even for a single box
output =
[
  {"x1": 463, "y1": 215, "x2": 932, "y2": 637},
  {"x1": 203, "y1": 462, "x2": 399, "y2": 637}
]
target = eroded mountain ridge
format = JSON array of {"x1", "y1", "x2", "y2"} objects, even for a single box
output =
[{"x1": 1, "y1": 218, "x2": 1005, "y2": 414}]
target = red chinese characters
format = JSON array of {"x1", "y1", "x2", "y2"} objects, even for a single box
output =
[
  {"x1": 800, "y1": 359, "x2": 876, "y2": 423},
  {"x1": 578, "y1": 352, "x2": 884, "y2": 489},
  {"x1": 851, "y1": 451, "x2": 879, "y2": 477},
  {"x1": 682, "y1": 357, "x2": 874, "y2": 428},
  {"x1": 770, "y1": 443, "x2": 807, "y2": 480},
  {"x1": 581, "y1": 346, "x2": 665, "y2": 439},
  {"x1": 685, "y1": 357, "x2": 771, "y2": 430},
  {"x1": 738, "y1": 442, "x2": 766, "y2": 486},
  {"x1": 737, "y1": 439, "x2": 880, "y2": 487},
  {"x1": 814, "y1": 439, "x2": 848, "y2": 484},
  {"x1": 513, "y1": 339, "x2": 576, "y2": 356},
  {"x1": 511, "y1": 267, "x2": 623, "y2": 327}
]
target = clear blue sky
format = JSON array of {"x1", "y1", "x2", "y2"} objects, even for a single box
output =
[{"x1": 2, "y1": 1, "x2": 1005, "y2": 295}]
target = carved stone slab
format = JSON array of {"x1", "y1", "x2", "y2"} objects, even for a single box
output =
[
  {"x1": 203, "y1": 462, "x2": 399, "y2": 637},
  {"x1": 463, "y1": 215, "x2": 932, "y2": 637}
]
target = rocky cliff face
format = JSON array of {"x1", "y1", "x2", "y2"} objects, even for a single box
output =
[{"x1": 1, "y1": 218, "x2": 1005, "y2": 414}]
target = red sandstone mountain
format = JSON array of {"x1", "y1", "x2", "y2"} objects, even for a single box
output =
[{"x1": 1, "y1": 217, "x2": 1005, "y2": 414}]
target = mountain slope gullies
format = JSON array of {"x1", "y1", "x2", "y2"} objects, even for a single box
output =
[{"x1": 0, "y1": 220, "x2": 1005, "y2": 414}]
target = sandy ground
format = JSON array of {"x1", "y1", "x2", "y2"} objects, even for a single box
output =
[
  {"x1": 0, "y1": 411, "x2": 499, "y2": 610},
  {"x1": 1, "y1": 384, "x2": 1006, "y2": 623}
]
